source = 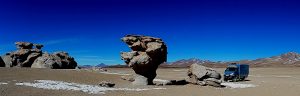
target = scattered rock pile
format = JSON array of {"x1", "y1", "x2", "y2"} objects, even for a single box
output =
[
  {"x1": 187, "y1": 63, "x2": 222, "y2": 87},
  {"x1": 120, "y1": 35, "x2": 167, "y2": 85},
  {"x1": 1, "y1": 42, "x2": 77, "y2": 69}
]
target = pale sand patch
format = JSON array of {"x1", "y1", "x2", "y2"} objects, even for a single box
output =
[
  {"x1": 15, "y1": 80, "x2": 165, "y2": 94},
  {"x1": 0, "y1": 82, "x2": 8, "y2": 85},
  {"x1": 173, "y1": 69, "x2": 184, "y2": 72},
  {"x1": 99, "y1": 72, "x2": 131, "y2": 76},
  {"x1": 154, "y1": 79, "x2": 170, "y2": 83},
  {"x1": 221, "y1": 83, "x2": 257, "y2": 89},
  {"x1": 272, "y1": 75, "x2": 293, "y2": 78}
]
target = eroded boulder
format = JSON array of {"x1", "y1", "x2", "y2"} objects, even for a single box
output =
[
  {"x1": 187, "y1": 63, "x2": 222, "y2": 87},
  {"x1": 120, "y1": 35, "x2": 167, "y2": 85},
  {"x1": 31, "y1": 52, "x2": 77, "y2": 69}
]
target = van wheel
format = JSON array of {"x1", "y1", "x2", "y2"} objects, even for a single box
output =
[
  {"x1": 232, "y1": 77, "x2": 238, "y2": 82},
  {"x1": 224, "y1": 77, "x2": 228, "y2": 82},
  {"x1": 240, "y1": 77, "x2": 245, "y2": 81}
]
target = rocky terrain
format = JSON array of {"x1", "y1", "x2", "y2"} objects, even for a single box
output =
[{"x1": 0, "y1": 42, "x2": 77, "y2": 69}]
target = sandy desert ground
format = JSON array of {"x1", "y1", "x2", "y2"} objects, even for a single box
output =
[{"x1": 1, "y1": 67, "x2": 300, "y2": 96}]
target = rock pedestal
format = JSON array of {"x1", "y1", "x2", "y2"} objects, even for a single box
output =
[{"x1": 120, "y1": 35, "x2": 167, "y2": 85}]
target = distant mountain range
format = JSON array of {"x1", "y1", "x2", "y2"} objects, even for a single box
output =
[
  {"x1": 79, "y1": 63, "x2": 109, "y2": 68},
  {"x1": 161, "y1": 52, "x2": 300, "y2": 68},
  {"x1": 80, "y1": 52, "x2": 300, "y2": 68}
]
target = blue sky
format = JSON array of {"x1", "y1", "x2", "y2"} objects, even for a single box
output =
[{"x1": 1, "y1": 0, "x2": 300, "y2": 65}]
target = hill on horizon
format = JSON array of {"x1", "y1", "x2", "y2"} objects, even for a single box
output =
[
  {"x1": 161, "y1": 52, "x2": 300, "y2": 68},
  {"x1": 79, "y1": 52, "x2": 300, "y2": 68}
]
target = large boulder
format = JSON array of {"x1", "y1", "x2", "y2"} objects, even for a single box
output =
[
  {"x1": 2, "y1": 54, "x2": 12, "y2": 67},
  {"x1": 31, "y1": 52, "x2": 77, "y2": 69},
  {"x1": 121, "y1": 35, "x2": 167, "y2": 85},
  {"x1": 187, "y1": 63, "x2": 222, "y2": 87},
  {"x1": 31, "y1": 53, "x2": 60, "y2": 68}
]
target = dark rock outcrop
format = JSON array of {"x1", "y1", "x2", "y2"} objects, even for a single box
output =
[
  {"x1": 0, "y1": 56, "x2": 5, "y2": 67},
  {"x1": 1, "y1": 42, "x2": 77, "y2": 69},
  {"x1": 120, "y1": 35, "x2": 167, "y2": 85},
  {"x1": 187, "y1": 63, "x2": 222, "y2": 87}
]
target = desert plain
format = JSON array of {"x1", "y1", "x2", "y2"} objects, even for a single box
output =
[{"x1": 0, "y1": 67, "x2": 300, "y2": 96}]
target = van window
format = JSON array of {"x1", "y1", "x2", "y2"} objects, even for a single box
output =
[{"x1": 226, "y1": 68, "x2": 237, "y2": 71}]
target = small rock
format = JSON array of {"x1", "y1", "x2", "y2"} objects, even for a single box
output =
[
  {"x1": 174, "y1": 79, "x2": 189, "y2": 85},
  {"x1": 121, "y1": 76, "x2": 135, "y2": 82},
  {"x1": 156, "y1": 79, "x2": 188, "y2": 86},
  {"x1": 99, "y1": 81, "x2": 115, "y2": 87}
]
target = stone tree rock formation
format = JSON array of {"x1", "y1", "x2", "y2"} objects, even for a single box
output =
[
  {"x1": 187, "y1": 63, "x2": 222, "y2": 87},
  {"x1": 121, "y1": 35, "x2": 167, "y2": 85},
  {"x1": 1, "y1": 42, "x2": 77, "y2": 69}
]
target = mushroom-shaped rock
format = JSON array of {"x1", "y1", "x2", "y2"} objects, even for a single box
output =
[{"x1": 120, "y1": 35, "x2": 167, "y2": 85}]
